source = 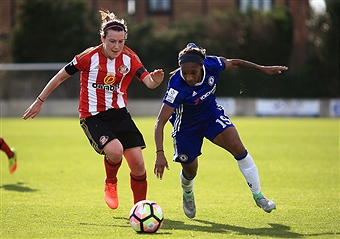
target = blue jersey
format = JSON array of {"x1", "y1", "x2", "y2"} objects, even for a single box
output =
[{"x1": 163, "y1": 56, "x2": 226, "y2": 137}]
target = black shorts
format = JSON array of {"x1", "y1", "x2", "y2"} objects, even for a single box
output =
[{"x1": 80, "y1": 108, "x2": 146, "y2": 154}]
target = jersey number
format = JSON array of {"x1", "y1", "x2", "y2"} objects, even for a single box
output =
[{"x1": 215, "y1": 116, "x2": 232, "y2": 128}]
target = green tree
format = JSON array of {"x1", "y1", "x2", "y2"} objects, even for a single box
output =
[
  {"x1": 10, "y1": 0, "x2": 99, "y2": 62},
  {"x1": 306, "y1": 0, "x2": 339, "y2": 97},
  {"x1": 125, "y1": 6, "x2": 294, "y2": 98},
  {"x1": 213, "y1": 7, "x2": 293, "y2": 98}
]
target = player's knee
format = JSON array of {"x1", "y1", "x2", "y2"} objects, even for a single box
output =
[
  {"x1": 132, "y1": 159, "x2": 146, "y2": 172},
  {"x1": 182, "y1": 168, "x2": 197, "y2": 180},
  {"x1": 104, "y1": 142, "x2": 123, "y2": 163},
  {"x1": 104, "y1": 139, "x2": 124, "y2": 156},
  {"x1": 228, "y1": 143, "x2": 246, "y2": 157}
]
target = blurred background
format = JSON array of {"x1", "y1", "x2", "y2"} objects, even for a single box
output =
[{"x1": 0, "y1": 0, "x2": 339, "y2": 117}]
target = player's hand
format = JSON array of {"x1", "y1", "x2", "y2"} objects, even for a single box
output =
[
  {"x1": 150, "y1": 69, "x2": 164, "y2": 85},
  {"x1": 22, "y1": 100, "x2": 43, "y2": 119},
  {"x1": 154, "y1": 152, "x2": 169, "y2": 180},
  {"x1": 262, "y1": 66, "x2": 288, "y2": 75}
]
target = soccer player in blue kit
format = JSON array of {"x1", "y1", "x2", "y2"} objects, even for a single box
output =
[{"x1": 153, "y1": 43, "x2": 288, "y2": 218}]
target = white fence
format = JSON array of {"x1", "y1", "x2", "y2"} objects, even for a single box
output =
[
  {"x1": 1, "y1": 63, "x2": 339, "y2": 118},
  {"x1": 1, "y1": 98, "x2": 339, "y2": 117}
]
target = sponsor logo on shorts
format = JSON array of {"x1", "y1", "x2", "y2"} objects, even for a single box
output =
[
  {"x1": 178, "y1": 154, "x2": 188, "y2": 162},
  {"x1": 99, "y1": 135, "x2": 109, "y2": 146}
]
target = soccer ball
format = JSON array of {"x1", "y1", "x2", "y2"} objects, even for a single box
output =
[{"x1": 129, "y1": 200, "x2": 164, "y2": 233}]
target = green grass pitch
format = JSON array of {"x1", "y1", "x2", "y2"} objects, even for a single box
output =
[{"x1": 1, "y1": 117, "x2": 339, "y2": 238}]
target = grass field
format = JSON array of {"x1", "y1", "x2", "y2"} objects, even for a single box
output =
[{"x1": 1, "y1": 117, "x2": 339, "y2": 238}]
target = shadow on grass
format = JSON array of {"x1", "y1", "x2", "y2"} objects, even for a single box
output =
[
  {"x1": 162, "y1": 218, "x2": 337, "y2": 238},
  {"x1": 79, "y1": 217, "x2": 338, "y2": 238},
  {"x1": 0, "y1": 182, "x2": 38, "y2": 192}
]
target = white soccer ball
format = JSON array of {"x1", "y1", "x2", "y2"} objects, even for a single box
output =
[{"x1": 129, "y1": 200, "x2": 164, "y2": 233}]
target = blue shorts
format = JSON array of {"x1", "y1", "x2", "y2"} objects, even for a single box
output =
[{"x1": 172, "y1": 105, "x2": 234, "y2": 164}]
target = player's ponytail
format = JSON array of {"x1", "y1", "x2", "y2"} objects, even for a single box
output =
[{"x1": 99, "y1": 10, "x2": 128, "y2": 39}]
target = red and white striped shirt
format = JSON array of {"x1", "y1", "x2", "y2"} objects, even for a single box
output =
[{"x1": 72, "y1": 45, "x2": 149, "y2": 118}]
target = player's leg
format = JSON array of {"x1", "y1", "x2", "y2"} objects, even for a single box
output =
[
  {"x1": 0, "y1": 137, "x2": 17, "y2": 173},
  {"x1": 173, "y1": 133, "x2": 202, "y2": 218},
  {"x1": 213, "y1": 127, "x2": 261, "y2": 191},
  {"x1": 124, "y1": 147, "x2": 147, "y2": 204},
  {"x1": 206, "y1": 105, "x2": 276, "y2": 213},
  {"x1": 213, "y1": 126, "x2": 276, "y2": 213},
  {"x1": 180, "y1": 159, "x2": 197, "y2": 218},
  {"x1": 103, "y1": 139, "x2": 124, "y2": 209},
  {"x1": 181, "y1": 159, "x2": 198, "y2": 193},
  {"x1": 114, "y1": 113, "x2": 147, "y2": 205},
  {"x1": 80, "y1": 117, "x2": 123, "y2": 210}
]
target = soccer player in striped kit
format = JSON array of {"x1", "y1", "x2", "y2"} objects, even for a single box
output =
[
  {"x1": 23, "y1": 10, "x2": 164, "y2": 210},
  {"x1": 154, "y1": 43, "x2": 288, "y2": 218}
]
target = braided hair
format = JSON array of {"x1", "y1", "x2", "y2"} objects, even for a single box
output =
[{"x1": 99, "y1": 10, "x2": 128, "y2": 39}]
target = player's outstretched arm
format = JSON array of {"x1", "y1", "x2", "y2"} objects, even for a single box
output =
[
  {"x1": 221, "y1": 57, "x2": 288, "y2": 75},
  {"x1": 22, "y1": 69, "x2": 71, "y2": 119},
  {"x1": 258, "y1": 65, "x2": 289, "y2": 75}
]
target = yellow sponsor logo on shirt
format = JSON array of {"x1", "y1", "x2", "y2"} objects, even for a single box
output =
[{"x1": 104, "y1": 74, "x2": 115, "y2": 85}]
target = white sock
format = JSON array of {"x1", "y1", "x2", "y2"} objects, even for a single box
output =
[
  {"x1": 237, "y1": 153, "x2": 261, "y2": 195},
  {"x1": 180, "y1": 170, "x2": 194, "y2": 194}
]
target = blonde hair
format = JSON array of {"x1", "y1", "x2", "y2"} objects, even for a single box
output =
[{"x1": 99, "y1": 10, "x2": 128, "y2": 39}]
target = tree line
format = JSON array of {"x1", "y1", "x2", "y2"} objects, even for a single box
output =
[{"x1": 8, "y1": 0, "x2": 339, "y2": 99}]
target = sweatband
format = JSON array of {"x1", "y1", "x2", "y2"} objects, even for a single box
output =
[
  {"x1": 104, "y1": 23, "x2": 126, "y2": 32},
  {"x1": 178, "y1": 54, "x2": 204, "y2": 65}
]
